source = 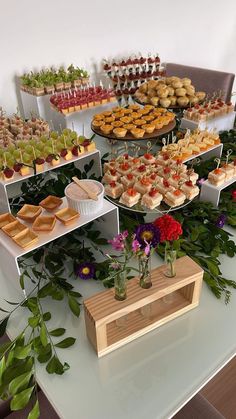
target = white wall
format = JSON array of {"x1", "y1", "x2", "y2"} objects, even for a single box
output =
[{"x1": 1, "y1": 0, "x2": 236, "y2": 114}]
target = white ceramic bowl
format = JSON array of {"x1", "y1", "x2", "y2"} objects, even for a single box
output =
[{"x1": 65, "y1": 180, "x2": 104, "y2": 215}]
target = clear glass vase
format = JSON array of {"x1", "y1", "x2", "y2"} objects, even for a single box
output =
[
  {"x1": 164, "y1": 248, "x2": 176, "y2": 278},
  {"x1": 139, "y1": 256, "x2": 152, "y2": 289},
  {"x1": 114, "y1": 271, "x2": 127, "y2": 301}
]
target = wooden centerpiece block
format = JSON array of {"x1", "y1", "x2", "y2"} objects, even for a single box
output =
[{"x1": 84, "y1": 256, "x2": 203, "y2": 357}]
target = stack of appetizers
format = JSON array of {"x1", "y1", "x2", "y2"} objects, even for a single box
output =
[
  {"x1": 161, "y1": 129, "x2": 221, "y2": 161},
  {"x1": 135, "y1": 77, "x2": 206, "y2": 108},
  {"x1": 103, "y1": 152, "x2": 199, "y2": 209},
  {"x1": 50, "y1": 86, "x2": 116, "y2": 114},
  {"x1": 184, "y1": 99, "x2": 235, "y2": 121},
  {"x1": 92, "y1": 104, "x2": 175, "y2": 139},
  {"x1": 0, "y1": 129, "x2": 96, "y2": 181},
  {"x1": 208, "y1": 159, "x2": 236, "y2": 186},
  {"x1": 0, "y1": 110, "x2": 50, "y2": 149}
]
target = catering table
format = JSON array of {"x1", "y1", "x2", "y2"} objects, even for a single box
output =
[{"x1": 0, "y1": 226, "x2": 235, "y2": 419}]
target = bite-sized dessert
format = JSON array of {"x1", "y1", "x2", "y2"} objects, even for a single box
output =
[
  {"x1": 156, "y1": 179, "x2": 174, "y2": 195},
  {"x1": 113, "y1": 128, "x2": 127, "y2": 138},
  {"x1": 119, "y1": 188, "x2": 141, "y2": 207},
  {"x1": 102, "y1": 169, "x2": 120, "y2": 184},
  {"x1": 229, "y1": 159, "x2": 236, "y2": 176},
  {"x1": 164, "y1": 189, "x2": 186, "y2": 207},
  {"x1": 168, "y1": 173, "x2": 184, "y2": 188},
  {"x1": 208, "y1": 168, "x2": 226, "y2": 186},
  {"x1": 120, "y1": 173, "x2": 135, "y2": 188},
  {"x1": 186, "y1": 169, "x2": 199, "y2": 184},
  {"x1": 133, "y1": 164, "x2": 148, "y2": 177},
  {"x1": 100, "y1": 124, "x2": 113, "y2": 135},
  {"x1": 134, "y1": 177, "x2": 152, "y2": 194},
  {"x1": 156, "y1": 153, "x2": 170, "y2": 166},
  {"x1": 220, "y1": 163, "x2": 235, "y2": 180},
  {"x1": 130, "y1": 128, "x2": 145, "y2": 139},
  {"x1": 180, "y1": 180, "x2": 199, "y2": 199},
  {"x1": 141, "y1": 188, "x2": 163, "y2": 209},
  {"x1": 103, "y1": 160, "x2": 116, "y2": 172},
  {"x1": 116, "y1": 162, "x2": 132, "y2": 176},
  {"x1": 141, "y1": 153, "x2": 156, "y2": 165},
  {"x1": 104, "y1": 181, "x2": 124, "y2": 199}
]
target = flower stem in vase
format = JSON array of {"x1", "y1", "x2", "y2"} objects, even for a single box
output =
[
  {"x1": 164, "y1": 245, "x2": 176, "y2": 278},
  {"x1": 114, "y1": 271, "x2": 127, "y2": 301},
  {"x1": 139, "y1": 255, "x2": 152, "y2": 289}
]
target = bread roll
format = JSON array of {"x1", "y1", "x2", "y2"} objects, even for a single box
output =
[
  {"x1": 181, "y1": 77, "x2": 192, "y2": 86},
  {"x1": 160, "y1": 98, "x2": 171, "y2": 108},
  {"x1": 169, "y1": 96, "x2": 177, "y2": 106},
  {"x1": 156, "y1": 87, "x2": 169, "y2": 98},
  {"x1": 167, "y1": 86, "x2": 174, "y2": 96},
  {"x1": 185, "y1": 86, "x2": 195, "y2": 96},
  {"x1": 177, "y1": 96, "x2": 189, "y2": 107},
  {"x1": 147, "y1": 80, "x2": 158, "y2": 89},
  {"x1": 195, "y1": 91, "x2": 206, "y2": 101},
  {"x1": 150, "y1": 97, "x2": 159, "y2": 106},
  {"x1": 187, "y1": 95, "x2": 199, "y2": 105},
  {"x1": 172, "y1": 80, "x2": 183, "y2": 89},
  {"x1": 175, "y1": 88, "x2": 187, "y2": 97}
]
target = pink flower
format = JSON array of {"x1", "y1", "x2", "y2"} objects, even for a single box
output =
[
  {"x1": 108, "y1": 237, "x2": 125, "y2": 251},
  {"x1": 144, "y1": 240, "x2": 150, "y2": 256},
  {"x1": 132, "y1": 239, "x2": 140, "y2": 252}
]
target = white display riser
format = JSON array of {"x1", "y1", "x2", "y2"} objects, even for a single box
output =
[
  {"x1": 180, "y1": 112, "x2": 235, "y2": 133},
  {"x1": 0, "y1": 198, "x2": 119, "y2": 294},
  {"x1": 50, "y1": 101, "x2": 119, "y2": 135},
  {"x1": 183, "y1": 143, "x2": 223, "y2": 163},
  {"x1": 20, "y1": 90, "x2": 54, "y2": 125},
  {"x1": 200, "y1": 175, "x2": 236, "y2": 207},
  {"x1": 0, "y1": 149, "x2": 101, "y2": 213}
]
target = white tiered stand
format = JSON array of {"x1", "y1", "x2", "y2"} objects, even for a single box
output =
[
  {"x1": 0, "y1": 148, "x2": 120, "y2": 291},
  {"x1": 0, "y1": 198, "x2": 119, "y2": 293},
  {"x1": 200, "y1": 175, "x2": 236, "y2": 207},
  {"x1": 0, "y1": 149, "x2": 101, "y2": 213}
]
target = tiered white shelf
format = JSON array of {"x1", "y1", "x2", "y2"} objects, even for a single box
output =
[
  {"x1": 0, "y1": 198, "x2": 119, "y2": 292},
  {"x1": 200, "y1": 175, "x2": 236, "y2": 207},
  {"x1": 183, "y1": 143, "x2": 223, "y2": 163},
  {"x1": 0, "y1": 149, "x2": 101, "y2": 213},
  {"x1": 180, "y1": 112, "x2": 235, "y2": 133}
]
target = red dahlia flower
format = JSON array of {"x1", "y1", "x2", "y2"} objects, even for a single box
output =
[{"x1": 153, "y1": 214, "x2": 183, "y2": 243}]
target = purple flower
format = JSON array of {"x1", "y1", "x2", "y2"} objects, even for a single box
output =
[
  {"x1": 132, "y1": 239, "x2": 141, "y2": 253},
  {"x1": 197, "y1": 178, "x2": 206, "y2": 186},
  {"x1": 135, "y1": 223, "x2": 160, "y2": 249},
  {"x1": 75, "y1": 262, "x2": 95, "y2": 280},
  {"x1": 215, "y1": 214, "x2": 227, "y2": 228}
]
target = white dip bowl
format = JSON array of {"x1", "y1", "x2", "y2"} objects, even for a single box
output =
[{"x1": 65, "y1": 180, "x2": 104, "y2": 215}]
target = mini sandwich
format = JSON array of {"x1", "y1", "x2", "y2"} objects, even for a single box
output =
[
  {"x1": 180, "y1": 181, "x2": 199, "y2": 199},
  {"x1": 120, "y1": 173, "x2": 135, "y2": 189},
  {"x1": 208, "y1": 169, "x2": 226, "y2": 186},
  {"x1": 134, "y1": 177, "x2": 152, "y2": 195},
  {"x1": 141, "y1": 153, "x2": 156, "y2": 165},
  {"x1": 105, "y1": 181, "x2": 124, "y2": 199},
  {"x1": 164, "y1": 189, "x2": 186, "y2": 207},
  {"x1": 119, "y1": 188, "x2": 141, "y2": 207},
  {"x1": 141, "y1": 188, "x2": 163, "y2": 209},
  {"x1": 102, "y1": 169, "x2": 120, "y2": 184},
  {"x1": 220, "y1": 164, "x2": 235, "y2": 180}
]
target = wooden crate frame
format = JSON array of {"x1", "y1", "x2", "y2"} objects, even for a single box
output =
[{"x1": 84, "y1": 256, "x2": 203, "y2": 357}]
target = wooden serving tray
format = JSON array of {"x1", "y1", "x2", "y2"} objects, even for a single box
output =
[
  {"x1": 84, "y1": 256, "x2": 203, "y2": 357},
  {"x1": 0, "y1": 213, "x2": 16, "y2": 228},
  {"x1": 2, "y1": 220, "x2": 28, "y2": 237},
  {"x1": 55, "y1": 207, "x2": 79, "y2": 225},
  {"x1": 91, "y1": 120, "x2": 176, "y2": 141}
]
